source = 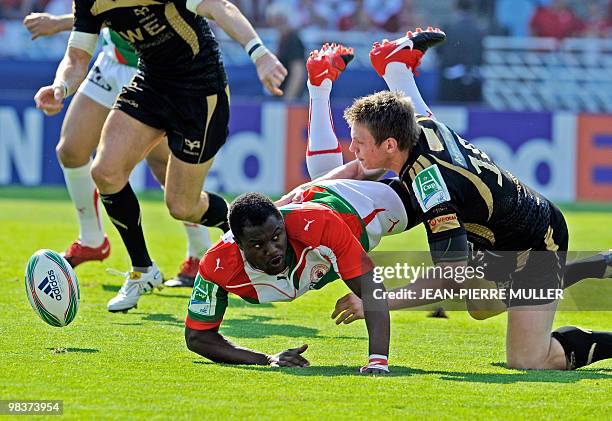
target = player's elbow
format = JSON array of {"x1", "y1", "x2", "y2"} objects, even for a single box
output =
[
  {"x1": 197, "y1": 0, "x2": 234, "y2": 19},
  {"x1": 185, "y1": 327, "x2": 205, "y2": 354},
  {"x1": 184, "y1": 327, "x2": 218, "y2": 360}
]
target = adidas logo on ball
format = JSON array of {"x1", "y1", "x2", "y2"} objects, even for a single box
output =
[{"x1": 38, "y1": 270, "x2": 62, "y2": 301}]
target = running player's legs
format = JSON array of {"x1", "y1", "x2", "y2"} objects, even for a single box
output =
[
  {"x1": 55, "y1": 54, "x2": 119, "y2": 263},
  {"x1": 161, "y1": 86, "x2": 230, "y2": 231},
  {"x1": 164, "y1": 157, "x2": 215, "y2": 223},
  {"x1": 92, "y1": 109, "x2": 164, "y2": 269},
  {"x1": 57, "y1": 93, "x2": 109, "y2": 250},
  {"x1": 145, "y1": 142, "x2": 212, "y2": 272}
]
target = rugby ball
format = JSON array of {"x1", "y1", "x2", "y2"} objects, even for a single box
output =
[{"x1": 24, "y1": 249, "x2": 80, "y2": 327}]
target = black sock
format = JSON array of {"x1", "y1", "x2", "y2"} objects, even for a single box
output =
[
  {"x1": 564, "y1": 254, "x2": 607, "y2": 288},
  {"x1": 99, "y1": 183, "x2": 152, "y2": 268},
  {"x1": 552, "y1": 326, "x2": 612, "y2": 369},
  {"x1": 200, "y1": 192, "x2": 229, "y2": 232}
]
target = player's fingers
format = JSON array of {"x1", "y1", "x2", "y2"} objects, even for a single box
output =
[
  {"x1": 276, "y1": 63, "x2": 288, "y2": 78},
  {"x1": 278, "y1": 357, "x2": 302, "y2": 367},
  {"x1": 334, "y1": 309, "x2": 353, "y2": 325},
  {"x1": 343, "y1": 312, "x2": 361, "y2": 324},
  {"x1": 290, "y1": 344, "x2": 308, "y2": 354},
  {"x1": 53, "y1": 86, "x2": 65, "y2": 101},
  {"x1": 331, "y1": 301, "x2": 350, "y2": 319},
  {"x1": 293, "y1": 355, "x2": 310, "y2": 367}
]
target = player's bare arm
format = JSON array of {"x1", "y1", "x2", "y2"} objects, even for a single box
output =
[
  {"x1": 344, "y1": 270, "x2": 391, "y2": 374},
  {"x1": 34, "y1": 47, "x2": 91, "y2": 116},
  {"x1": 274, "y1": 160, "x2": 385, "y2": 207},
  {"x1": 192, "y1": 0, "x2": 287, "y2": 96},
  {"x1": 185, "y1": 327, "x2": 309, "y2": 367},
  {"x1": 23, "y1": 13, "x2": 73, "y2": 39}
]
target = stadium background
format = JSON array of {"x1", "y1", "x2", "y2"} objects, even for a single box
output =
[{"x1": 0, "y1": 0, "x2": 610, "y2": 203}]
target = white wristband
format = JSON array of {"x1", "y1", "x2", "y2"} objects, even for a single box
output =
[
  {"x1": 53, "y1": 80, "x2": 70, "y2": 98},
  {"x1": 244, "y1": 37, "x2": 269, "y2": 63}
]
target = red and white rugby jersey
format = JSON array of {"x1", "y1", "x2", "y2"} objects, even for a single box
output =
[{"x1": 185, "y1": 180, "x2": 408, "y2": 331}]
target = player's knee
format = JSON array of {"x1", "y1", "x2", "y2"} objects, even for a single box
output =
[
  {"x1": 166, "y1": 196, "x2": 196, "y2": 222},
  {"x1": 56, "y1": 137, "x2": 90, "y2": 168},
  {"x1": 506, "y1": 351, "x2": 549, "y2": 370},
  {"x1": 91, "y1": 161, "x2": 124, "y2": 192},
  {"x1": 467, "y1": 308, "x2": 493, "y2": 320}
]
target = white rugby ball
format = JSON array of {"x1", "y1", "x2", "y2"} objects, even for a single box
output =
[{"x1": 25, "y1": 249, "x2": 80, "y2": 327}]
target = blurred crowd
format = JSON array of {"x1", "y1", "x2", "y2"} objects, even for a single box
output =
[
  {"x1": 0, "y1": 0, "x2": 70, "y2": 19},
  {"x1": 2, "y1": 0, "x2": 610, "y2": 39}
]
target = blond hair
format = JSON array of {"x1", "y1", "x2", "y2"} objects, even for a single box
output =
[{"x1": 343, "y1": 90, "x2": 419, "y2": 151}]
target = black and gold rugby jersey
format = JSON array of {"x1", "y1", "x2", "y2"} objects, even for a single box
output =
[
  {"x1": 74, "y1": 0, "x2": 227, "y2": 95},
  {"x1": 399, "y1": 115, "x2": 554, "y2": 253}
]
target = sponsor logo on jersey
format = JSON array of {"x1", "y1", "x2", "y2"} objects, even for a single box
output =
[
  {"x1": 412, "y1": 164, "x2": 451, "y2": 212},
  {"x1": 428, "y1": 213, "x2": 460, "y2": 233},
  {"x1": 189, "y1": 279, "x2": 216, "y2": 316}
]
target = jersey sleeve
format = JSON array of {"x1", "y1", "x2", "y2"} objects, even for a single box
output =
[
  {"x1": 185, "y1": 271, "x2": 228, "y2": 331},
  {"x1": 411, "y1": 162, "x2": 468, "y2": 263},
  {"x1": 73, "y1": 0, "x2": 103, "y2": 34},
  {"x1": 320, "y1": 212, "x2": 374, "y2": 280}
]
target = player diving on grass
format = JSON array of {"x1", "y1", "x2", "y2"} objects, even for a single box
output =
[
  {"x1": 297, "y1": 28, "x2": 612, "y2": 371},
  {"x1": 24, "y1": 12, "x2": 211, "y2": 288},
  {"x1": 185, "y1": 44, "x2": 400, "y2": 373},
  {"x1": 185, "y1": 33, "x2": 612, "y2": 372}
]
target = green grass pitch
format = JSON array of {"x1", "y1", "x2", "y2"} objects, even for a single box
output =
[{"x1": 1, "y1": 187, "x2": 611, "y2": 419}]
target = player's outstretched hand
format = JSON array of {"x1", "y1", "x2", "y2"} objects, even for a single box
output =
[
  {"x1": 24, "y1": 13, "x2": 63, "y2": 39},
  {"x1": 34, "y1": 84, "x2": 66, "y2": 116},
  {"x1": 331, "y1": 293, "x2": 364, "y2": 325},
  {"x1": 268, "y1": 344, "x2": 310, "y2": 368},
  {"x1": 255, "y1": 51, "x2": 287, "y2": 97}
]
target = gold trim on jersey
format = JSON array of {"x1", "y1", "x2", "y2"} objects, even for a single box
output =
[
  {"x1": 516, "y1": 249, "x2": 531, "y2": 271},
  {"x1": 406, "y1": 155, "x2": 433, "y2": 182},
  {"x1": 165, "y1": 3, "x2": 200, "y2": 56},
  {"x1": 91, "y1": 0, "x2": 162, "y2": 16},
  {"x1": 422, "y1": 127, "x2": 445, "y2": 151},
  {"x1": 464, "y1": 223, "x2": 496, "y2": 245},
  {"x1": 544, "y1": 226, "x2": 559, "y2": 252},
  {"x1": 197, "y1": 92, "x2": 219, "y2": 162},
  {"x1": 431, "y1": 156, "x2": 494, "y2": 220}
]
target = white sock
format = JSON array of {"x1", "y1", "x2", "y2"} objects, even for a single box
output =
[
  {"x1": 183, "y1": 223, "x2": 211, "y2": 258},
  {"x1": 382, "y1": 62, "x2": 433, "y2": 117},
  {"x1": 61, "y1": 159, "x2": 105, "y2": 247},
  {"x1": 306, "y1": 79, "x2": 343, "y2": 179}
]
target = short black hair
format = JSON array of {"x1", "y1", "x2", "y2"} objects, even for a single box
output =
[{"x1": 228, "y1": 193, "x2": 282, "y2": 240}]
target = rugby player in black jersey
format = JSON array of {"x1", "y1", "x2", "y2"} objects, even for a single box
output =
[
  {"x1": 299, "y1": 28, "x2": 612, "y2": 371},
  {"x1": 34, "y1": 0, "x2": 287, "y2": 312}
]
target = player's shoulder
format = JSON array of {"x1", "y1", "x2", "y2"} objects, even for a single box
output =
[
  {"x1": 283, "y1": 202, "x2": 346, "y2": 241},
  {"x1": 199, "y1": 232, "x2": 244, "y2": 286}
]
